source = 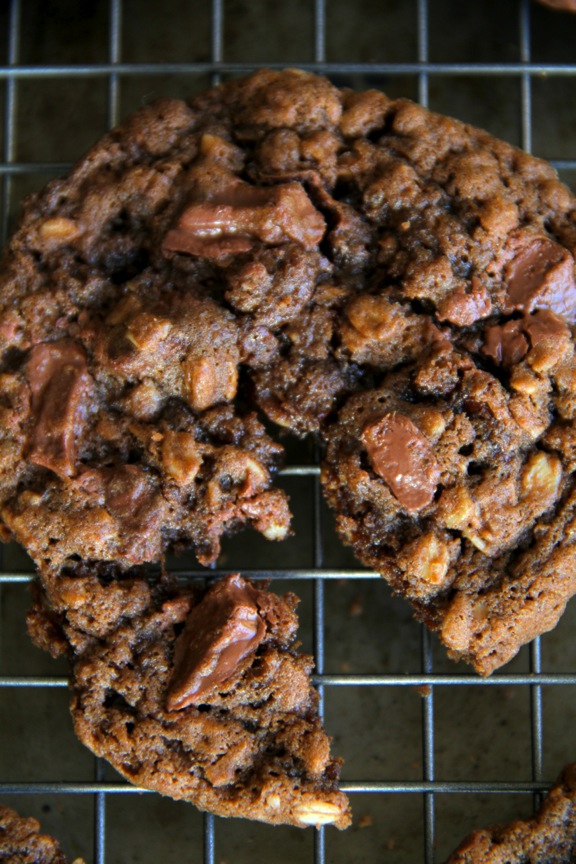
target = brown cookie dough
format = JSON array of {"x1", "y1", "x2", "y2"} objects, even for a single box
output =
[
  {"x1": 0, "y1": 804, "x2": 84, "y2": 864},
  {"x1": 27, "y1": 572, "x2": 351, "y2": 830},
  {"x1": 445, "y1": 763, "x2": 576, "y2": 863}
]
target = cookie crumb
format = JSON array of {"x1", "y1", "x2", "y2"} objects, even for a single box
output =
[
  {"x1": 348, "y1": 594, "x2": 364, "y2": 616},
  {"x1": 415, "y1": 684, "x2": 432, "y2": 697}
]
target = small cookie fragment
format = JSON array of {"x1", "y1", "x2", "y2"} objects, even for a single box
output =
[
  {"x1": 0, "y1": 804, "x2": 85, "y2": 864},
  {"x1": 445, "y1": 763, "x2": 576, "y2": 863},
  {"x1": 28, "y1": 572, "x2": 351, "y2": 829}
]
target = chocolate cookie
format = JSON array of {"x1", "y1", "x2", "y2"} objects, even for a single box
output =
[
  {"x1": 0, "y1": 804, "x2": 84, "y2": 864},
  {"x1": 28, "y1": 572, "x2": 351, "y2": 829},
  {"x1": 3, "y1": 69, "x2": 576, "y2": 673},
  {"x1": 445, "y1": 763, "x2": 576, "y2": 863}
]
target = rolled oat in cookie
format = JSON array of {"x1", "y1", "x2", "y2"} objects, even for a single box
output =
[
  {"x1": 445, "y1": 763, "x2": 576, "y2": 863},
  {"x1": 0, "y1": 804, "x2": 85, "y2": 864},
  {"x1": 27, "y1": 571, "x2": 351, "y2": 830}
]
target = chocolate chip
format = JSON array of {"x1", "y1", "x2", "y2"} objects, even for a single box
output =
[
  {"x1": 103, "y1": 465, "x2": 155, "y2": 523},
  {"x1": 166, "y1": 574, "x2": 267, "y2": 710},
  {"x1": 482, "y1": 320, "x2": 529, "y2": 366},
  {"x1": 76, "y1": 464, "x2": 160, "y2": 537},
  {"x1": 482, "y1": 309, "x2": 571, "y2": 366},
  {"x1": 162, "y1": 179, "x2": 325, "y2": 259},
  {"x1": 360, "y1": 413, "x2": 441, "y2": 512},
  {"x1": 523, "y1": 308, "x2": 571, "y2": 345},
  {"x1": 26, "y1": 340, "x2": 92, "y2": 478},
  {"x1": 505, "y1": 238, "x2": 576, "y2": 321}
]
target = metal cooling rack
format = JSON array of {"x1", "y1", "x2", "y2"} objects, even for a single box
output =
[{"x1": 1, "y1": 0, "x2": 576, "y2": 862}]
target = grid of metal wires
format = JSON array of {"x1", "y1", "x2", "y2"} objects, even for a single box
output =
[{"x1": 1, "y1": 0, "x2": 576, "y2": 862}]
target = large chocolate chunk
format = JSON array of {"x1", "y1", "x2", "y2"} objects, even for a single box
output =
[
  {"x1": 505, "y1": 238, "x2": 576, "y2": 321},
  {"x1": 167, "y1": 574, "x2": 267, "y2": 710},
  {"x1": 26, "y1": 340, "x2": 91, "y2": 478},
  {"x1": 361, "y1": 413, "x2": 441, "y2": 512},
  {"x1": 163, "y1": 179, "x2": 325, "y2": 259}
]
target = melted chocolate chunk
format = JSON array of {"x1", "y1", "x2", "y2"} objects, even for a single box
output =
[
  {"x1": 360, "y1": 413, "x2": 441, "y2": 512},
  {"x1": 483, "y1": 309, "x2": 571, "y2": 366},
  {"x1": 505, "y1": 238, "x2": 576, "y2": 322},
  {"x1": 437, "y1": 278, "x2": 492, "y2": 327},
  {"x1": 482, "y1": 320, "x2": 529, "y2": 365},
  {"x1": 524, "y1": 307, "x2": 571, "y2": 345},
  {"x1": 163, "y1": 179, "x2": 325, "y2": 259},
  {"x1": 26, "y1": 340, "x2": 91, "y2": 478},
  {"x1": 78, "y1": 464, "x2": 159, "y2": 532},
  {"x1": 102, "y1": 465, "x2": 157, "y2": 523},
  {"x1": 167, "y1": 574, "x2": 267, "y2": 709}
]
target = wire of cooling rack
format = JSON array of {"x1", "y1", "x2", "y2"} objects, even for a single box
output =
[{"x1": 1, "y1": 1, "x2": 576, "y2": 862}]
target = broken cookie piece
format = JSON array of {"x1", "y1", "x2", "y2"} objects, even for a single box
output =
[
  {"x1": 0, "y1": 804, "x2": 85, "y2": 864},
  {"x1": 445, "y1": 763, "x2": 576, "y2": 863},
  {"x1": 28, "y1": 572, "x2": 351, "y2": 829},
  {"x1": 322, "y1": 340, "x2": 576, "y2": 675}
]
